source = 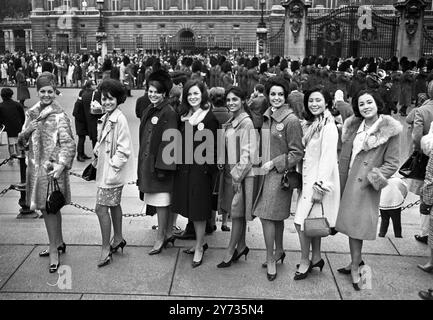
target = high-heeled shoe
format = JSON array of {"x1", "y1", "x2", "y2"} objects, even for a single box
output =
[
  {"x1": 97, "y1": 252, "x2": 112, "y2": 268},
  {"x1": 49, "y1": 251, "x2": 60, "y2": 273},
  {"x1": 217, "y1": 249, "x2": 238, "y2": 268},
  {"x1": 163, "y1": 236, "x2": 176, "y2": 248},
  {"x1": 39, "y1": 243, "x2": 66, "y2": 257},
  {"x1": 337, "y1": 260, "x2": 365, "y2": 275},
  {"x1": 294, "y1": 261, "x2": 313, "y2": 281},
  {"x1": 262, "y1": 252, "x2": 285, "y2": 268},
  {"x1": 311, "y1": 258, "x2": 325, "y2": 272},
  {"x1": 192, "y1": 245, "x2": 208, "y2": 268},
  {"x1": 183, "y1": 243, "x2": 208, "y2": 255},
  {"x1": 149, "y1": 242, "x2": 165, "y2": 255},
  {"x1": 417, "y1": 264, "x2": 433, "y2": 273},
  {"x1": 266, "y1": 261, "x2": 277, "y2": 281},
  {"x1": 351, "y1": 270, "x2": 361, "y2": 291},
  {"x1": 233, "y1": 246, "x2": 249, "y2": 262},
  {"x1": 110, "y1": 239, "x2": 127, "y2": 254}
]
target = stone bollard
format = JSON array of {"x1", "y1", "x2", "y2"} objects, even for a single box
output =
[{"x1": 15, "y1": 150, "x2": 39, "y2": 219}]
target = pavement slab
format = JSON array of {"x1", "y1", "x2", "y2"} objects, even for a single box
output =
[
  {"x1": 0, "y1": 292, "x2": 82, "y2": 300},
  {"x1": 171, "y1": 250, "x2": 340, "y2": 300},
  {"x1": 0, "y1": 245, "x2": 34, "y2": 290},
  {"x1": 1, "y1": 245, "x2": 178, "y2": 295},
  {"x1": 327, "y1": 253, "x2": 433, "y2": 300}
]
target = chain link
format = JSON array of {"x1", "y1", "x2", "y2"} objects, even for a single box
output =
[
  {"x1": 69, "y1": 201, "x2": 146, "y2": 217},
  {"x1": 0, "y1": 185, "x2": 12, "y2": 197},
  {"x1": 69, "y1": 171, "x2": 135, "y2": 185}
]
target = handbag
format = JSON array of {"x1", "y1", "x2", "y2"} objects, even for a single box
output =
[
  {"x1": 399, "y1": 150, "x2": 429, "y2": 180},
  {"x1": 46, "y1": 177, "x2": 66, "y2": 214},
  {"x1": 281, "y1": 169, "x2": 302, "y2": 190},
  {"x1": 304, "y1": 202, "x2": 331, "y2": 238},
  {"x1": 82, "y1": 162, "x2": 97, "y2": 181},
  {"x1": 90, "y1": 90, "x2": 104, "y2": 115}
]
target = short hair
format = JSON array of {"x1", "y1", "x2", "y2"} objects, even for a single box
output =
[
  {"x1": 180, "y1": 79, "x2": 210, "y2": 116},
  {"x1": 352, "y1": 89, "x2": 385, "y2": 118},
  {"x1": 255, "y1": 83, "x2": 265, "y2": 93},
  {"x1": 288, "y1": 82, "x2": 298, "y2": 92},
  {"x1": 265, "y1": 77, "x2": 290, "y2": 100},
  {"x1": 209, "y1": 87, "x2": 226, "y2": 108},
  {"x1": 99, "y1": 79, "x2": 127, "y2": 105},
  {"x1": 303, "y1": 86, "x2": 333, "y2": 122},
  {"x1": 1, "y1": 87, "x2": 13, "y2": 100},
  {"x1": 147, "y1": 80, "x2": 166, "y2": 94}
]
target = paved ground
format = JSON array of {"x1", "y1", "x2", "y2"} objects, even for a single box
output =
[{"x1": 0, "y1": 87, "x2": 432, "y2": 300}]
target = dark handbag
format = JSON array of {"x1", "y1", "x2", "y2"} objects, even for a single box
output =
[
  {"x1": 399, "y1": 150, "x2": 429, "y2": 180},
  {"x1": 281, "y1": 169, "x2": 302, "y2": 190},
  {"x1": 304, "y1": 202, "x2": 331, "y2": 238},
  {"x1": 46, "y1": 177, "x2": 66, "y2": 214},
  {"x1": 82, "y1": 163, "x2": 97, "y2": 181}
]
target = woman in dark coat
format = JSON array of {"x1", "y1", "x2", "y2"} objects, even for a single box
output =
[
  {"x1": 137, "y1": 69, "x2": 178, "y2": 255},
  {"x1": 0, "y1": 88, "x2": 25, "y2": 157},
  {"x1": 16, "y1": 67, "x2": 30, "y2": 107},
  {"x1": 172, "y1": 79, "x2": 219, "y2": 268}
]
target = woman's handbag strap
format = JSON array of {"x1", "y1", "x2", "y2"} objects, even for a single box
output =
[{"x1": 307, "y1": 202, "x2": 325, "y2": 218}]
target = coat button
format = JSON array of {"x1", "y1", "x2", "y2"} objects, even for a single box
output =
[
  {"x1": 363, "y1": 161, "x2": 368, "y2": 165},
  {"x1": 357, "y1": 177, "x2": 362, "y2": 182}
]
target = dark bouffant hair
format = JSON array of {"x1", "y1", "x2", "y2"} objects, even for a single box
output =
[
  {"x1": 265, "y1": 77, "x2": 290, "y2": 100},
  {"x1": 225, "y1": 85, "x2": 246, "y2": 101},
  {"x1": 221, "y1": 61, "x2": 232, "y2": 73},
  {"x1": 99, "y1": 79, "x2": 127, "y2": 105},
  {"x1": 303, "y1": 86, "x2": 333, "y2": 122},
  {"x1": 352, "y1": 89, "x2": 385, "y2": 118},
  {"x1": 179, "y1": 79, "x2": 210, "y2": 116},
  {"x1": 191, "y1": 59, "x2": 203, "y2": 73}
]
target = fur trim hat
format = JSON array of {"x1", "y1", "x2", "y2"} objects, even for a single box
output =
[{"x1": 148, "y1": 69, "x2": 173, "y2": 94}]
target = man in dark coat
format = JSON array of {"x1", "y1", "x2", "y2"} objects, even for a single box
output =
[
  {"x1": 0, "y1": 88, "x2": 25, "y2": 158},
  {"x1": 247, "y1": 83, "x2": 269, "y2": 128}
]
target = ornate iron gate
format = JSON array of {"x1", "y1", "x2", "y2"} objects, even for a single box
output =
[
  {"x1": 422, "y1": 25, "x2": 433, "y2": 57},
  {"x1": 306, "y1": 6, "x2": 399, "y2": 58},
  {"x1": 269, "y1": 21, "x2": 285, "y2": 58}
]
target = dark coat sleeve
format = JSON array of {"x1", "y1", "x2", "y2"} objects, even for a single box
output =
[{"x1": 154, "y1": 107, "x2": 179, "y2": 172}]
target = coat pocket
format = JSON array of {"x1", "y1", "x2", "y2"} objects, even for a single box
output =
[{"x1": 106, "y1": 165, "x2": 122, "y2": 186}]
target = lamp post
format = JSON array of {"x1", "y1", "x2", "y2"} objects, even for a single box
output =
[
  {"x1": 256, "y1": 0, "x2": 268, "y2": 56},
  {"x1": 96, "y1": 0, "x2": 107, "y2": 58}
]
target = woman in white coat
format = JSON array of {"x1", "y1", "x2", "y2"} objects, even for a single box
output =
[
  {"x1": 94, "y1": 79, "x2": 135, "y2": 268},
  {"x1": 294, "y1": 86, "x2": 340, "y2": 280}
]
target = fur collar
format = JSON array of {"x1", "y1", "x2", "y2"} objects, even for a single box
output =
[
  {"x1": 342, "y1": 115, "x2": 402, "y2": 151},
  {"x1": 27, "y1": 100, "x2": 64, "y2": 121}
]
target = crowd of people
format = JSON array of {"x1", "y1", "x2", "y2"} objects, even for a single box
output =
[{"x1": 1, "y1": 48, "x2": 433, "y2": 299}]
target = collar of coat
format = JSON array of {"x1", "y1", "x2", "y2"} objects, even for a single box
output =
[
  {"x1": 222, "y1": 112, "x2": 250, "y2": 129},
  {"x1": 342, "y1": 114, "x2": 402, "y2": 151},
  {"x1": 28, "y1": 100, "x2": 64, "y2": 121},
  {"x1": 263, "y1": 104, "x2": 294, "y2": 123}
]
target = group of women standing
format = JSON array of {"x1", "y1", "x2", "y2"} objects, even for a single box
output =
[{"x1": 25, "y1": 69, "x2": 402, "y2": 292}]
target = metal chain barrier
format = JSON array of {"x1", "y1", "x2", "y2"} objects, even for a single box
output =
[
  {"x1": 401, "y1": 199, "x2": 421, "y2": 211},
  {"x1": 0, "y1": 156, "x2": 14, "y2": 167},
  {"x1": 69, "y1": 201, "x2": 146, "y2": 217},
  {"x1": 69, "y1": 171, "x2": 135, "y2": 185},
  {"x1": 0, "y1": 185, "x2": 12, "y2": 197}
]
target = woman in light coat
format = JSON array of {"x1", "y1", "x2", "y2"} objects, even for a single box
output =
[
  {"x1": 253, "y1": 77, "x2": 304, "y2": 281},
  {"x1": 18, "y1": 72, "x2": 76, "y2": 273},
  {"x1": 216, "y1": 86, "x2": 259, "y2": 268},
  {"x1": 294, "y1": 86, "x2": 340, "y2": 280},
  {"x1": 94, "y1": 79, "x2": 135, "y2": 267},
  {"x1": 335, "y1": 89, "x2": 402, "y2": 290}
]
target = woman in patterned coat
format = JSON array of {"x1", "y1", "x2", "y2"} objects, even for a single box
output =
[{"x1": 18, "y1": 72, "x2": 76, "y2": 273}]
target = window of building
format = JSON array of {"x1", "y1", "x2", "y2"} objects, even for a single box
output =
[
  {"x1": 47, "y1": 0, "x2": 55, "y2": 11},
  {"x1": 62, "y1": 0, "x2": 71, "y2": 10},
  {"x1": 113, "y1": 24, "x2": 119, "y2": 28},
  {"x1": 233, "y1": 24, "x2": 240, "y2": 30},
  {"x1": 136, "y1": 35, "x2": 143, "y2": 48},
  {"x1": 158, "y1": 24, "x2": 166, "y2": 29},
  {"x1": 136, "y1": 24, "x2": 142, "y2": 28},
  {"x1": 134, "y1": 0, "x2": 145, "y2": 10},
  {"x1": 111, "y1": 0, "x2": 120, "y2": 10},
  {"x1": 81, "y1": 34, "x2": 87, "y2": 49},
  {"x1": 114, "y1": 35, "x2": 120, "y2": 49},
  {"x1": 208, "y1": 24, "x2": 214, "y2": 29},
  {"x1": 81, "y1": 24, "x2": 85, "y2": 28}
]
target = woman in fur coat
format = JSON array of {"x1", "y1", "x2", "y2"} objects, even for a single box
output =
[
  {"x1": 335, "y1": 89, "x2": 402, "y2": 290},
  {"x1": 18, "y1": 72, "x2": 76, "y2": 273}
]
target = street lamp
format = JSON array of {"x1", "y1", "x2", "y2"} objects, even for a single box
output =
[
  {"x1": 256, "y1": 0, "x2": 268, "y2": 55},
  {"x1": 96, "y1": 0, "x2": 107, "y2": 55}
]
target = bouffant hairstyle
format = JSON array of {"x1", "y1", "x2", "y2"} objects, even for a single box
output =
[
  {"x1": 191, "y1": 59, "x2": 203, "y2": 73},
  {"x1": 209, "y1": 87, "x2": 226, "y2": 108},
  {"x1": 259, "y1": 62, "x2": 268, "y2": 74},
  {"x1": 179, "y1": 79, "x2": 210, "y2": 116},
  {"x1": 99, "y1": 79, "x2": 127, "y2": 105},
  {"x1": 303, "y1": 86, "x2": 333, "y2": 122},
  {"x1": 225, "y1": 86, "x2": 246, "y2": 101},
  {"x1": 221, "y1": 61, "x2": 232, "y2": 73},
  {"x1": 352, "y1": 89, "x2": 385, "y2": 118},
  {"x1": 265, "y1": 77, "x2": 290, "y2": 100},
  {"x1": 280, "y1": 59, "x2": 288, "y2": 71}
]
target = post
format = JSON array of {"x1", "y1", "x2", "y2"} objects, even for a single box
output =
[
  {"x1": 256, "y1": 0, "x2": 268, "y2": 56},
  {"x1": 96, "y1": 0, "x2": 108, "y2": 58},
  {"x1": 282, "y1": 0, "x2": 311, "y2": 60},
  {"x1": 394, "y1": 0, "x2": 428, "y2": 60},
  {"x1": 16, "y1": 149, "x2": 38, "y2": 219}
]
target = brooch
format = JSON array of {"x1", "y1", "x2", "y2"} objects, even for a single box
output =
[
  {"x1": 276, "y1": 123, "x2": 284, "y2": 131},
  {"x1": 151, "y1": 116, "x2": 159, "y2": 125},
  {"x1": 197, "y1": 122, "x2": 205, "y2": 131}
]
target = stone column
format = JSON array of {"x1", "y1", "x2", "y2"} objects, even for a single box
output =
[
  {"x1": 282, "y1": 0, "x2": 310, "y2": 60},
  {"x1": 394, "y1": 0, "x2": 428, "y2": 60},
  {"x1": 25, "y1": 29, "x2": 33, "y2": 52},
  {"x1": 3, "y1": 30, "x2": 10, "y2": 52},
  {"x1": 33, "y1": 0, "x2": 44, "y2": 10},
  {"x1": 122, "y1": 0, "x2": 131, "y2": 10}
]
